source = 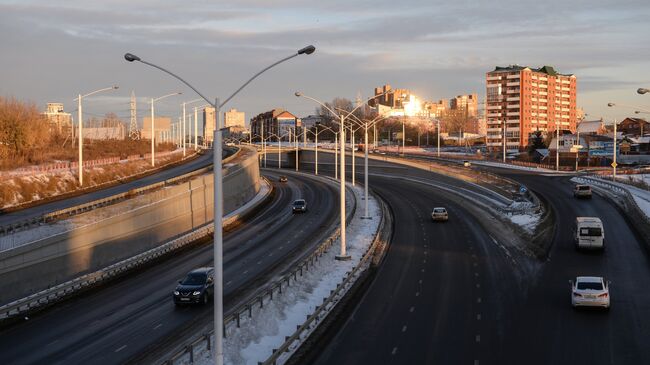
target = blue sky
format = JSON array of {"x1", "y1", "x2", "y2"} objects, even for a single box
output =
[{"x1": 0, "y1": 0, "x2": 649, "y2": 127}]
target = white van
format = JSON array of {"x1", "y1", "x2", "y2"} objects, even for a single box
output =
[{"x1": 574, "y1": 217, "x2": 605, "y2": 250}]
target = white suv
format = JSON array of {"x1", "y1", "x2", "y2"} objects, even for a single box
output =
[
  {"x1": 431, "y1": 207, "x2": 448, "y2": 222},
  {"x1": 570, "y1": 276, "x2": 610, "y2": 310}
]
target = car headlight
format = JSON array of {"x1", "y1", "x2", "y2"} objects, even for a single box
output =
[
  {"x1": 192, "y1": 291, "x2": 202, "y2": 296},
  {"x1": 173, "y1": 291, "x2": 180, "y2": 295}
]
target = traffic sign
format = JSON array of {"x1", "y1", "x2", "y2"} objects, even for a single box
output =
[{"x1": 611, "y1": 162, "x2": 618, "y2": 168}]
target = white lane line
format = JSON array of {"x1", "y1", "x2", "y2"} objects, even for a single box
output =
[
  {"x1": 279, "y1": 246, "x2": 284, "y2": 250},
  {"x1": 423, "y1": 259, "x2": 427, "y2": 264},
  {"x1": 473, "y1": 262, "x2": 478, "y2": 267},
  {"x1": 415, "y1": 292, "x2": 420, "y2": 297},
  {"x1": 243, "y1": 270, "x2": 249, "y2": 275},
  {"x1": 475, "y1": 360, "x2": 480, "y2": 365},
  {"x1": 477, "y1": 297, "x2": 482, "y2": 303},
  {"x1": 409, "y1": 306, "x2": 415, "y2": 313},
  {"x1": 153, "y1": 323, "x2": 163, "y2": 330},
  {"x1": 474, "y1": 272, "x2": 479, "y2": 277},
  {"x1": 392, "y1": 347, "x2": 398, "y2": 355},
  {"x1": 477, "y1": 314, "x2": 482, "y2": 320},
  {"x1": 268, "y1": 253, "x2": 274, "y2": 257},
  {"x1": 476, "y1": 283, "x2": 480, "y2": 288},
  {"x1": 226, "y1": 280, "x2": 232, "y2": 286},
  {"x1": 46, "y1": 339, "x2": 59, "y2": 347},
  {"x1": 475, "y1": 335, "x2": 481, "y2": 343},
  {"x1": 418, "y1": 279, "x2": 423, "y2": 284},
  {"x1": 402, "y1": 325, "x2": 407, "y2": 332},
  {"x1": 257, "y1": 261, "x2": 261, "y2": 265},
  {"x1": 115, "y1": 345, "x2": 127, "y2": 353}
]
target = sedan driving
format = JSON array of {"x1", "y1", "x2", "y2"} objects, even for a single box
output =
[
  {"x1": 431, "y1": 207, "x2": 449, "y2": 222},
  {"x1": 570, "y1": 276, "x2": 610, "y2": 310}
]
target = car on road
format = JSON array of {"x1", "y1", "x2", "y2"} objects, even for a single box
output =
[
  {"x1": 279, "y1": 175, "x2": 288, "y2": 183},
  {"x1": 431, "y1": 207, "x2": 449, "y2": 222},
  {"x1": 574, "y1": 217, "x2": 605, "y2": 250},
  {"x1": 573, "y1": 184, "x2": 592, "y2": 199},
  {"x1": 570, "y1": 276, "x2": 610, "y2": 310},
  {"x1": 463, "y1": 160, "x2": 471, "y2": 167},
  {"x1": 292, "y1": 199, "x2": 307, "y2": 213},
  {"x1": 173, "y1": 267, "x2": 214, "y2": 306}
]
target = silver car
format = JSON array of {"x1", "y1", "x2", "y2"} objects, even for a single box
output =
[{"x1": 431, "y1": 207, "x2": 448, "y2": 222}]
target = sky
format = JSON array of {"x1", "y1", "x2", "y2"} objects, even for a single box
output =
[{"x1": 1, "y1": 0, "x2": 649, "y2": 129}]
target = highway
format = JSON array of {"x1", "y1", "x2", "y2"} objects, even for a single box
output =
[
  {"x1": 0, "y1": 169, "x2": 341, "y2": 365},
  {"x1": 0, "y1": 149, "x2": 220, "y2": 227},
  {"x1": 306, "y1": 152, "x2": 650, "y2": 365}
]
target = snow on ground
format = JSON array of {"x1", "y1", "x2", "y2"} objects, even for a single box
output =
[
  {"x1": 187, "y1": 185, "x2": 380, "y2": 365},
  {"x1": 506, "y1": 211, "x2": 542, "y2": 234}
]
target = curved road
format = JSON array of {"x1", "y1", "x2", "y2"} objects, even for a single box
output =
[
  {"x1": 0, "y1": 169, "x2": 340, "y2": 365},
  {"x1": 309, "y1": 152, "x2": 650, "y2": 364}
]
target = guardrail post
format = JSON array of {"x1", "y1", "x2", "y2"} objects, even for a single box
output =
[{"x1": 187, "y1": 344, "x2": 194, "y2": 363}]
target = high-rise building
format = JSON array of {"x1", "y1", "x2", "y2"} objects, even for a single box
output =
[
  {"x1": 450, "y1": 94, "x2": 479, "y2": 117},
  {"x1": 371, "y1": 84, "x2": 410, "y2": 109},
  {"x1": 224, "y1": 108, "x2": 246, "y2": 133},
  {"x1": 203, "y1": 107, "x2": 215, "y2": 143},
  {"x1": 485, "y1": 65, "x2": 577, "y2": 151}
]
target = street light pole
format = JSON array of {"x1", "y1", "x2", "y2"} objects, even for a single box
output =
[
  {"x1": 295, "y1": 127, "x2": 299, "y2": 172},
  {"x1": 556, "y1": 121, "x2": 560, "y2": 171},
  {"x1": 437, "y1": 120, "x2": 441, "y2": 157},
  {"x1": 151, "y1": 92, "x2": 182, "y2": 166},
  {"x1": 75, "y1": 86, "x2": 119, "y2": 186},
  {"x1": 125, "y1": 44, "x2": 315, "y2": 365}
]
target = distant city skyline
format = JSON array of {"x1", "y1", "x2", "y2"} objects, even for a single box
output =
[{"x1": 0, "y1": 0, "x2": 649, "y2": 125}]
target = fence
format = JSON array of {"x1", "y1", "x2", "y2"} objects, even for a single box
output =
[{"x1": 160, "y1": 181, "x2": 358, "y2": 365}]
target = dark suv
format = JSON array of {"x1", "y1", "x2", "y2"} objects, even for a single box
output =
[
  {"x1": 173, "y1": 267, "x2": 214, "y2": 306},
  {"x1": 292, "y1": 199, "x2": 307, "y2": 213}
]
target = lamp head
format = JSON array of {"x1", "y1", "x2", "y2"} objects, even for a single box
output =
[
  {"x1": 639, "y1": 88, "x2": 649, "y2": 95},
  {"x1": 124, "y1": 53, "x2": 141, "y2": 62},
  {"x1": 635, "y1": 111, "x2": 641, "y2": 114},
  {"x1": 112, "y1": 86, "x2": 119, "y2": 90},
  {"x1": 298, "y1": 45, "x2": 316, "y2": 55},
  {"x1": 294, "y1": 91, "x2": 302, "y2": 97},
  {"x1": 607, "y1": 103, "x2": 615, "y2": 107}
]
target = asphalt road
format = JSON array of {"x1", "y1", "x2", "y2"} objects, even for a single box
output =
[
  {"x1": 0, "y1": 149, "x2": 220, "y2": 227},
  {"x1": 310, "y1": 152, "x2": 650, "y2": 364},
  {"x1": 0, "y1": 170, "x2": 340, "y2": 365}
]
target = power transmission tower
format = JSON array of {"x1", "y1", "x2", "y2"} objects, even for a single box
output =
[{"x1": 129, "y1": 90, "x2": 140, "y2": 140}]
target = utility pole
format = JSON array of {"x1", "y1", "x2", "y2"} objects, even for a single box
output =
[{"x1": 129, "y1": 90, "x2": 139, "y2": 140}]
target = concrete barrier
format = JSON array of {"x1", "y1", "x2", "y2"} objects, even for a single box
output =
[{"x1": 0, "y1": 147, "x2": 260, "y2": 304}]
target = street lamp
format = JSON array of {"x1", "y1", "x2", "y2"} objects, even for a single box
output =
[
  {"x1": 75, "y1": 85, "x2": 119, "y2": 186},
  {"x1": 125, "y1": 44, "x2": 315, "y2": 365},
  {"x1": 638, "y1": 88, "x2": 649, "y2": 95},
  {"x1": 306, "y1": 124, "x2": 338, "y2": 176},
  {"x1": 181, "y1": 98, "x2": 203, "y2": 156},
  {"x1": 295, "y1": 90, "x2": 392, "y2": 261},
  {"x1": 151, "y1": 92, "x2": 182, "y2": 166}
]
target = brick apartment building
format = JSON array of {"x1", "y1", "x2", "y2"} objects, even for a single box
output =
[
  {"x1": 250, "y1": 109, "x2": 300, "y2": 141},
  {"x1": 450, "y1": 94, "x2": 479, "y2": 117},
  {"x1": 486, "y1": 65, "x2": 577, "y2": 151}
]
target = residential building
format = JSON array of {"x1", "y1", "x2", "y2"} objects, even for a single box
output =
[
  {"x1": 485, "y1": 65, "x2": 577, "y2": 151},
  {"x1": 224, "y1": 108, "x2": 246, "y2": 134},
  {"x1": 203, "y1": 107, "x2": 215, "y2": 143},
  {"x1": 424, "y1": 99, "x2": 447, "y2": 118},
  {"x1": 371, "y1": 84, "x2": 410, "y2": 109},
  {"x1": 140, "y1": 116, "x2": 172, "y2": 142},
  {"x1": 618, "y1": 117, "x2": 648, "y2": 137},
  {"x1": 43, "y1": 103, "x2": 72, "y2": 133},
  {"x1": 450, "y1": 94, "x2": 479, "y2": 117},
  {"x1": 250, "y1": 109, "x2": 300, "y2": 141}
]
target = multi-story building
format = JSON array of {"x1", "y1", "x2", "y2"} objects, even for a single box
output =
[
  {"x1": 203, "y1": 107, "x2": 216, "y2": 143},
  {"x1": 224, "y1": 108, "x2": 246, "y2": 133},
  {"x1": 43, "y1": 103, "x2": 72, "y2": 133},
  {"x1": 371, "y1": 84, "x2": 410, "y2": 109},
  {"x1": 250, "y1": 109, "x2": 300, "y2": 141},
  {"x1": 450, "y1": 94, "x2": 479, "y2": 117},
  {"x1": 485, "y1": 65, "x2": 577, "y2": 151},
  {"x1": 424, "y1": 99, "x2": 447, "y2": 119}
]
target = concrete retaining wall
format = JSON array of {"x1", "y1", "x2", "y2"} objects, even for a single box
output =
[{"x1": 0, "y1": 147, "x2": 260, "y2": 304}]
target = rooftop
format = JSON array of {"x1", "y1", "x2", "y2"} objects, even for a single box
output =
[{"x1": 491, "y1": 64, "x2": 574, "y2": 77}]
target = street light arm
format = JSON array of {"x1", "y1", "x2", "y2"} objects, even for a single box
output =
[
  {"x1": 75, "y1": 86, "x2": 119, "y2": 100},
  {"x1": 608, "y1": 102, "x2": 650, "y2": 114},
  {"x1": 220, "y1": 45, "x2": 315, "y2": 109},
  {"x1": 295, "y1": 93, "x2": 339, "y2": 117},
  {"x1": 153, "y1": 92, "x2": 182, "y2": 102},
  {"x1": 135, "y1": 58, "x2": 215, "y2": 108}
]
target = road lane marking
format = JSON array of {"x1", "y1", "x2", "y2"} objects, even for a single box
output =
[
  {"x1": 421, "y1": 269, "x2": 425, "y2": 273},
  {"x1": 279, "y1": 246, "x2": 284, "y2": 250},
  {"x1": 392, "y1": 347, "x2": 398, "y2": 355},
  {"x1": 402, "y1": 325, "x2": 407, "y2": 332},
  {"x1": 115, "y1": 345, "x2": 127, "y2": 353},
  {"x1": 477, "y1": 297, "x2": 482, "y2": 303},
  {"x1": 226, "y1": 280, "x2": 232, "y2": 286},
  {"x1": 476, "y1": 335, "x2": 480, "y2": 343},
  {"x1": 415, "y1": 292, "x2": 420, "y2": 297},
  {"x1": 257, "y1": 261, "x2": 261, "y2": 265},
  {"x1": 477, "y1": 314, "x2": 481, "y2": 320},
  {"x1": 153, "y1": 323, "x2": 162, "y2": 330},
  {"x1": 476, "y1": 283, "x2": 480, "y2": 288},
  {"x1": 475, "y1": 360, "x2": 480, "y2": 365},
  {"x1": 419, "y1": 279, "x2": 423, "y2": 284},
  {"x1": 474, "y1": 272, "x2": 479, "y2": 277},
  {"x1": 243, "y1": 270, "x2": 249, "y2": 275},
  {"x1": 410, "y1": 306, "x2": 415, "y2": 313}
]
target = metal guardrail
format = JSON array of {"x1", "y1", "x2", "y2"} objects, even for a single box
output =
[
  {"x1": 261, "y1": 193, "x2": 389, "y2": 365},
  {"x1": 0, "y1": 148, "x2": 241, "y2": 237},
  {"x1": 160, "y1": 180, "x2": 358, "y2": 365},
  {"x1": 574, "y1": 176, "x2": 647, "y2": 219},
  {"x1": 0, "y1": 172, "x2": 267, "y2": 321}
]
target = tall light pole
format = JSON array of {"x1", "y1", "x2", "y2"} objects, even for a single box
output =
[
  {"x1": 555, "y1": 120, "x2": 560, "y2": 171},
  {"x1": 638, "y1": 88, "x2": 649, "y2": 95},
  {"x1": 295, "y1": 90, "x2": 392, "y2": 260},
  {"x1": 151, "y1": 92, "x2": 182, "y2": 166},
  {"x1": 307, "y1": 124, "x2": 337, "y2": 175},
  {"x1": 436, "y1": 119, "x2": 441, "y2": 157},
  {"x1": 125, "y1": 44, "x2": 315, "y2": 365},
  {"x1": 502, "y1": 119, "x2": 506, "y2": 163},
  {"x1": 75, "y1": 85, "x2": 119, "y2": 186}
]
